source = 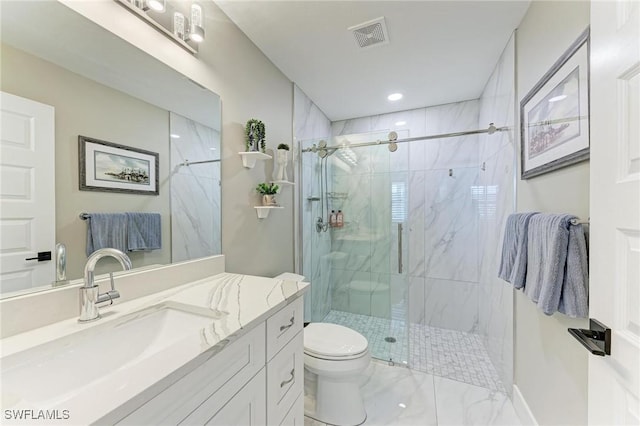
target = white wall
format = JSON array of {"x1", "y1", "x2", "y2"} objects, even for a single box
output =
[
  {"x1": 62, "y1": 0, "x2": 296, "y2": 277},
  {"x1": 1, "y1": 43, "x2": 172, "y2": 280},
  {"x1": 514, "y1": 2, "x2": 590, "y2": 425}
]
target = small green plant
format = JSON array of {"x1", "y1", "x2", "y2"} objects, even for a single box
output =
[
  {"x1": 277, "y1": 143, "x2": 290, "y2": 151},
  {"x1": 245, "y1": 119, "x2": 266, "y2": 152},
  {"x1": 256, "y1": 182, "x2": 279, "y2": 195}
]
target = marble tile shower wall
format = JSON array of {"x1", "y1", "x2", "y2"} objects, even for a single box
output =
[
  {"x1": 169, "y1": 112, "x2": 221, "y2": 263},
  {"x1": 477, "y1": 34, "x2": 516, "y2": 394},
  {"x1": 330, "y1": 100, "x2": 482, "y2": 332},
  {"x1": 294, "y1": 85, "x2": 333, "y2": 322}
]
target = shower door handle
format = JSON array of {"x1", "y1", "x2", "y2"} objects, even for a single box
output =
[{"x1": 398, "y1": 223, "x2": 403, "y2": 274}]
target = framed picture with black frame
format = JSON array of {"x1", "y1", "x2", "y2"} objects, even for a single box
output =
[
  {"x1": 520, "y1": 28, "x2": 590, "y2": 179},
  {"x1": 79, "y1": 135, "x2": 159, "y2": 195}
]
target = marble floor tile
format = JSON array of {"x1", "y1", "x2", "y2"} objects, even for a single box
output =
[
  {"x1": 360, "y1": 362, "x2": 438, "y2": 426},
  {"x1": 322, "y1": 310, "x2": 503, "y2": 391},
  {"x1": 433, "y1": 376, "x2": 521, "y2": 426},
  {"x1": 303, "y1": 361, "x2": 520, "y2": 426}
]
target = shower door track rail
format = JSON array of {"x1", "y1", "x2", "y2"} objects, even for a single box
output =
[{"x1": 300, "y1": 123, "x2": 508, "y2": 153}]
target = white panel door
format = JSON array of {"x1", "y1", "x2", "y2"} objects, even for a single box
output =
[
  {"x1": 0, "y1": 92, "x2": 55, "y2": 294},
  {"x1": 589, "y1": 1, "x2": 640, "y2": 424}
]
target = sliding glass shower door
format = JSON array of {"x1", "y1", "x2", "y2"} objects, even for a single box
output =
[{"x1": 300, "y1": 137, "x2": 410, "y2": 364}]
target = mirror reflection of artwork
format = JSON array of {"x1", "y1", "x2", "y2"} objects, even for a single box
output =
[
  {"x1": 94, "y1": 151, "x2": 151, "y2": 185},
  {"x1": 79, "y1": 136, "x2": 159, "y2": 195},
  {"x1": 527, "y1": 67, "x2": 581, "y2": 159}
]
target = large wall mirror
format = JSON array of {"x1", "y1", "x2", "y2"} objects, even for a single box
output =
[{"x1": 0, "y1": 1, "x2": 222, "y2": 299}]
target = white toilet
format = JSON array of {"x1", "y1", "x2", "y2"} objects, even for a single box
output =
[{"x1": 303, "y1": 323, "x2": 370, "y2": 426}]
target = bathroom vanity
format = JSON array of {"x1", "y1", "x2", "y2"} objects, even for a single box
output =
[{"x1": 0, "y1": 270, "x2": 308, "y2": 425}]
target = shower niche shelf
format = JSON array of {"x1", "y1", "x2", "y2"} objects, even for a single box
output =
[
  {"x1": 239, "y1": 152, "x2": 271, "y2": 169},
  {"x1": 254, "y1": 206, "x2": 283, "y2": 219}
]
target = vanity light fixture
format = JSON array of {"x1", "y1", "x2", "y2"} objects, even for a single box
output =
[
  {"x1": 173, "y1": 11, "x2": 186, "y2": 40},
  {"x1": 187, "y1": 3, "x2": 205, "y2": 43},
  {"x1": 144, "y1": 0, "x2": 165, "y2": 12},
  {"x1": 387, "y1": 93, "x2": 403, "y2": 101}
]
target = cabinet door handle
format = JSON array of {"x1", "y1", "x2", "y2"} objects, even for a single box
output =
[
  {"x1": 280, "y1": 368, "x2": 295, "y2": 388},
  {"x1": 280, "y1": 316, "x2": 295, "y2": 332}
]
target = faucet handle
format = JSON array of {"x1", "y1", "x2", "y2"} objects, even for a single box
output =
[
  {"x1": 96, "y1": 272, "x2": 121, "y2": 305},
  {"x1": 96, "y1": 290, "x2": 120, "y2": 305},
  {"x1": 109, "y1": 272, "x2": 117, "y2": 291}
]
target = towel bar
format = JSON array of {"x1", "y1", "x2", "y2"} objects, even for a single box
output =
[{"x1": 569, "y1": 217, "x2": 589, "y2": 225}]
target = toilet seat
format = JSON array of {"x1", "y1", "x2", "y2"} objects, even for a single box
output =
[{"x1": 304, "y1": 323, "x2": 368, "y2": 360}]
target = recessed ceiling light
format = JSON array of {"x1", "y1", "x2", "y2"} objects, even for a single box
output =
[
  {"x1": 395, "y1": 121, "x2": 407, "y2": 126},
  {"x1": 170, "y1": 134, "x2": 181, "y2": 139},
  {"x1": 387, "y1": 93, "x2": 403, "y2": 101},
  {"x1": 548, "y1": 95, "x2": 567, "y2": 103},
  {"x1": 398, "y1": 403, "x2": 407, "y2": 409}
]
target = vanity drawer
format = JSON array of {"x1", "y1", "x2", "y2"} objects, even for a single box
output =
[
  {"x1": 184, "y1": 368, "x2": 267, "y2": 426},
  {"x1": 118, "y1": 323, "x2": 266, "y2": 425},
  {"x1": 266, "y1": 296, "x2": 303, "y2": 361},
  {"x1": 267, "y1": 330, "x2": 304, "y2": 425}
]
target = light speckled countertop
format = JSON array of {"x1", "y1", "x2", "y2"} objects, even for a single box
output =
[{"x1": 0, "y1": 273, "x2": 308, "y2": 425}]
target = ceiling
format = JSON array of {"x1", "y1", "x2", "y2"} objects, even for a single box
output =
[{"x1": 216, "y1": 1, "x2": 530, "y2": 121}]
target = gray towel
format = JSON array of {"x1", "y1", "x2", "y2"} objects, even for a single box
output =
[
  {"x1": 558, "y1": 224, "x2": 589, "y2": 318},
  {"x1": 126, "y1": 212, "x2": 161, "y2": 251},
  {"x1": 498, "y1": 212, "x2": 538, "y2": 288},
  {"x1": 86, "y1": 213, "x2": 128, "y2": 256},
  {"x1": 525, "y1": 214, "x2": 588, "y2": 316}
]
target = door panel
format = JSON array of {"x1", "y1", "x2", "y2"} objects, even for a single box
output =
[
  {"x1": 589, "y1": 1, "x2": 640, "y2": 424},
  {"x1": 0, "y1": 92, "x2": 55, "y2": 294}
]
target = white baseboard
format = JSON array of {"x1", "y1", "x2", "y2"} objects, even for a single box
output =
[{"x1": 513, "y1": 384, "x2": 538, "y2": 426}]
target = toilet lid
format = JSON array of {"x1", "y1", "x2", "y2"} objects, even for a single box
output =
[{"x1": 304, "y1": 323, "x2": 368, "y2": 358}]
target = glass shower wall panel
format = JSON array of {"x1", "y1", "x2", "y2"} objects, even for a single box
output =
[{"x1": 300, "y1": 138, "x2": 333, "y2": 322}]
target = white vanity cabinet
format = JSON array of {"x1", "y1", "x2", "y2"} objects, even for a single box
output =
[{"x1": 112, "y1": 296, "x2": 304, "y2": 426}]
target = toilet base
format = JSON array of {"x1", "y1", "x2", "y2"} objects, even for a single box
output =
[{"x1": 304, "y1": 367, "x2": 367, "y2": 426}]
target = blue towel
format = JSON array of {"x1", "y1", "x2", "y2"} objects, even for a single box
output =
[
  {"x1": 498, "y1": 212, "x2": 539, "y2": 288},
  {"x1": 558, "y1": 224, "x2": 589, "y2": 318},
  {"x1": 86, "y1": 213, "x2": 128, "y2": 256},
  {"x1": 524, "y1": 214, "x2": 589, "y2": 316},
  {"x1": 126, "y1": 212, "x2": 161, "y2": 251}
]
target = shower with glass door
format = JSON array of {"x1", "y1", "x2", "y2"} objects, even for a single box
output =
[
  {"x1": 299, "y1": 120, "x2": 510, "y2": 393},
  {"x1": 299, "y1": 133, "x2": 411, "y2": 365}
]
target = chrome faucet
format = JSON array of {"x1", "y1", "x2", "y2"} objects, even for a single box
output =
[{"x1": 79, "y1": 248, "x2": 132, "y2": 323}]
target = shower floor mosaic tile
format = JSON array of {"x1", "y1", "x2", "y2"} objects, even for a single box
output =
[{"x1": 323, "y1": 310, "x2": 504, "y2": 392}]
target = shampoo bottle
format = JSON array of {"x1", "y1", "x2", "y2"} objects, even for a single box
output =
[
  {"x1": 330, "y1": 210, "x2": 337, "y2": 227},
  {"x1": 336, "y1": 210, "x2": 344, "y2": 228}
]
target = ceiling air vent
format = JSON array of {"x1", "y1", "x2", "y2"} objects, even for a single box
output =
[{"x1": 348, "y1": 17, "x2": 389, "y2": 49}]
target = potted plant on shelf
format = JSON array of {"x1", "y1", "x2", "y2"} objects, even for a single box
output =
[
  {"x1": 245, "y1": 119, "x2": 266, "y2": 152},
  {"x1": 275, "y1": 143, "x2": 290, "y2": 182},
  {"x1": 256, "y1": 182, "x2": 280, "y2": 206}
]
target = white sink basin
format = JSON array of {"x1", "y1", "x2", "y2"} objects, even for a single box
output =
[{"x1": 1, "y1": 303, "x2": 226, "y2": 409}]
